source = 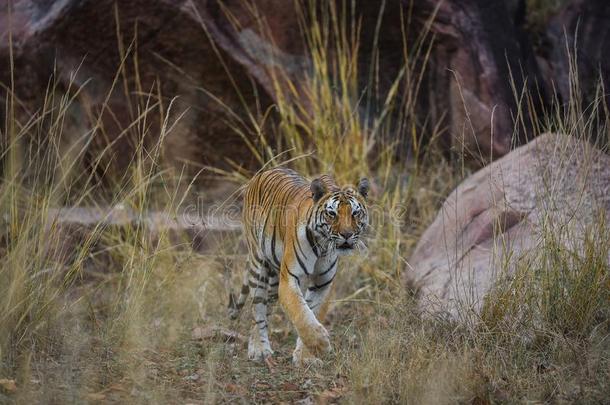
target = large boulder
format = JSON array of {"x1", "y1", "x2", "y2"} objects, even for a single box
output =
[{"x1": 406, "y1": 133, "x2": 610, "y2": 319}]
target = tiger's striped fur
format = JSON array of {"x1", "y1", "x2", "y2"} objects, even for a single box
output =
[{"x1": 229, "y1": 167, "x2": 370, "y2": 365}]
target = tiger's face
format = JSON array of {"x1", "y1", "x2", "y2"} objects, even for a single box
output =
[{"x1": 310, "y1": 178, "x2": 370, "y2": 254}]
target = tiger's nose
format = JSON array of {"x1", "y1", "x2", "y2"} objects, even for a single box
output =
[{"x1": 340, "y1": 231, "x2": 353, "y2": 240}]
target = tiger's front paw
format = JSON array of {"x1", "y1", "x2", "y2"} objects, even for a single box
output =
[
  {"x1": 248, "y1": 343, "x2": 273, "y2": 362},
  {"x1": 302, "y1": 323, "x2": 331, "y2": 356},
  {"x1": 248, "y1": 333, "x2": 273, "y2": 362}
]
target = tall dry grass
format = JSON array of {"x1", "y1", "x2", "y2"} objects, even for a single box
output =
[{"x1": 0, "y1": 30, "x2": 221, "y2": 402}]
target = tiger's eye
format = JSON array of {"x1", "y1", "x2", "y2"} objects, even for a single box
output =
[{"x1": 326, "y1": 210, "x2": 336, "y2": 218}]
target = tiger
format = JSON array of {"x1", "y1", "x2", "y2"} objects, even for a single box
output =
[{"x1": 229, "y1": 167, "x2": 370, "y2": 366}]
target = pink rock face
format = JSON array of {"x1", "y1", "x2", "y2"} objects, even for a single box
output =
[{"x1": 406, "y1": 133, "x2": 610, "y2": 319}]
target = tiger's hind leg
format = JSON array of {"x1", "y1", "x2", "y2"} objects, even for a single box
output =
[
  {"x1": 247, "y1": 262, "x2": 273, "y2": 361},
  {"x1": 229, "y1": 269, "x2": 250, "y2": 320}
]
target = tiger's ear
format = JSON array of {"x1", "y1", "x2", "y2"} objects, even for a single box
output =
[
  {"x1": 311, "y1": 178, "x2": 327, "y2": 202},
  {"x1": 357, "y1": 178, "x2": 370, "y2": 199}
]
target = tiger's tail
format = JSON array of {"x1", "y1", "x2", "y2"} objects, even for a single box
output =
[{"x1": 228, "y1": 272, "x2": 250, "y2": 319}]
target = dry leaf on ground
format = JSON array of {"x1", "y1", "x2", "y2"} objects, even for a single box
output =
[
  {"x1": 0, "y1": 379, "x2": 17, "y2": 393},
  {"x1": 191, "y1": 326, "x2": 245, "y2": 343}
]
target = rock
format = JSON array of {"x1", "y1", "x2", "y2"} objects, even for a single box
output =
[
  {"x1": 413, "y1": 0, "x2": 547, "y2": 160},
  {"x1": 40, "y1": 204, "x2": 243, "y2": 266},
  {"x1": 0, "y1": 0, "x2": 272, "y2": 179},
  {"x1": 406, "y1": 133, "x2": 610, "y2": 319},
  {"x1": 545, "y1": 0, "x2": 610, "y2": 134},
  {"x1": 207, "y1": 0, "x2": 548, "y2": 160},
  {"x1": 0, "y1": 0, "x2": 555, "y2": 177}
]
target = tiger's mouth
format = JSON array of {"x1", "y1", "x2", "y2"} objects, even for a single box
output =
[{"x1": 337, "y1": 242, "x2": 355, "y2": 250}]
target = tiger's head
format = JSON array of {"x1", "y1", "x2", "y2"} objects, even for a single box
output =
[{"x1": 309, "y1": 177, "x2": 370, "y2": 255}]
